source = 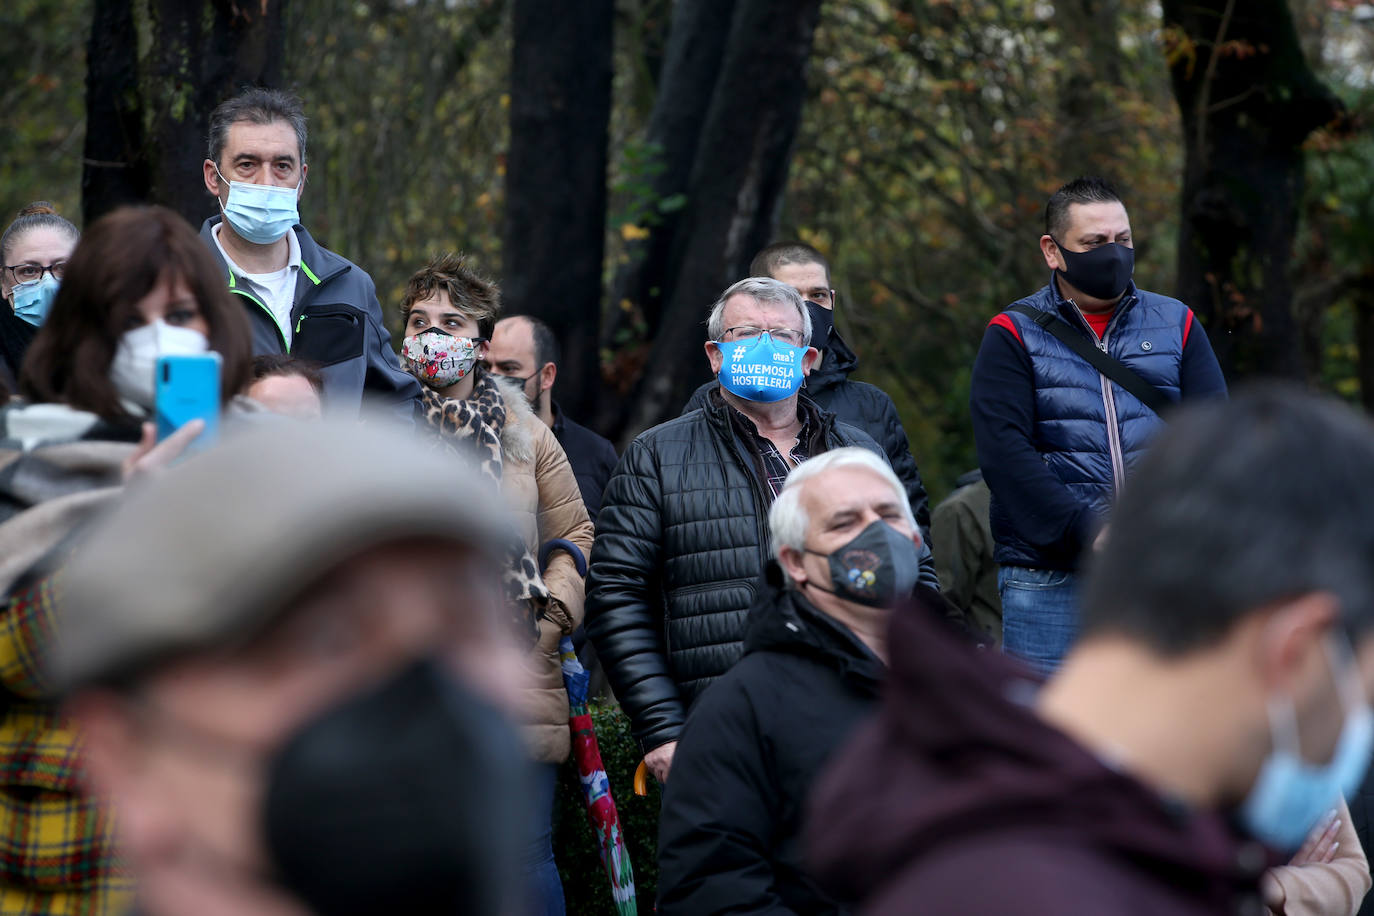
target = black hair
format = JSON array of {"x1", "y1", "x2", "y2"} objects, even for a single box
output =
[
  {"x1": 250, "y1": 353, "x2": 324, "y2": 396},
  {"x1": 1081, "y1": 383, "x2": 1374, "y2": 655},
  {"x1": 207, "y1": 88, "x2": 308, "y2": 167},
  {"x1": 750, "y1": 242, "x2": 830, "y2": 287},
  {"x1": 1044, "y1": 177, "x2": 1123, "y2": 239},
  {"x1": 511, "y1": 315, "x2": 560, "y2": 370}
]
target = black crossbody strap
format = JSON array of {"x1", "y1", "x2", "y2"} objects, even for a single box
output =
[{"x1": 1006, "y1": 304, "x2": 1170, "y2": 414}]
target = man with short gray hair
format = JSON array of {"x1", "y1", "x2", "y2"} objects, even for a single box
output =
[
  {"x1": 655, "y1": 447, "x2": 925, "y2": 914},
  {"x1": 199, "y1": 87, "x2": 420, "y2": 417},
  {"x1": 587, "y1": 278, "x2": 899, "y2": 783}
]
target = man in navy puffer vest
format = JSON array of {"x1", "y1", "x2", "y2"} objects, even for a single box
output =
[{"x1": 970, "y1": 177, "x2": 1227, "y2": 674}]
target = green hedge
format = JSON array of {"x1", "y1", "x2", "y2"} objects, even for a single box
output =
[{"x1": 554, "y1": 701, "x2": 662, "y2": 915}]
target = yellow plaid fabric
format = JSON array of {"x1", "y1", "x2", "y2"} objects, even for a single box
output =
[{"x1": 0, "y1": 579, "x2": 132, "y2": 914}]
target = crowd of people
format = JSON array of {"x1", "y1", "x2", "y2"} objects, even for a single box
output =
[{"x1": 1, "y1": 84, "x2": 1372, "y2": 916}]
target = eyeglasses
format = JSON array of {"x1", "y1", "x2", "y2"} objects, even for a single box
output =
[
  {"x1": 5, "y1": 261, "x2": 67, "y2": 284},
  {"x1": 721, "y1": 325, "x2": 807, "y2": 347}
]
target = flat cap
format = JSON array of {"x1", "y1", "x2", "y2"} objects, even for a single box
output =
[{"x1": 52, "y1": 418, "x2": 513, "y2": 691}]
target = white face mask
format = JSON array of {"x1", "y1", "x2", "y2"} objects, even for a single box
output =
[{"x1": 109, "y1": 321, "x2": 210, "y2": 413}]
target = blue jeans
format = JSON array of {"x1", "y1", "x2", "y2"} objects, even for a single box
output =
[
  {"x1": 521, "y1": 762, "x2": 565, "y2": 916},
  {"x1": 999, "y1": 566, "x2": 1080, "y2": 676}
]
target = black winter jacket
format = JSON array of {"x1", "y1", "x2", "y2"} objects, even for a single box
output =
[
  {"x1": 200, "y1": 217, "x2": 421, "y2": 420},
  {"x1": 552, "y1": 401, "x2": 618, "y2": 524},
  {"x1": 656, "y1": 563, "x2": 883, "y2": 915},
  {"x1": 685, "y1": 329, "x2": 937, "y2": 589},
  {"x1": 585, "y1": 392, "x2": 884, "y2": 751}
]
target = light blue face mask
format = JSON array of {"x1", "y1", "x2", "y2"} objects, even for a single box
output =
[
  {"x1": 215, "y1": 165, "x2": 301, "y2": 245},
  {"x1": 10, "y1": 274, "x2": 59, "y2": 327},
  {"x1": 713, "y1": 332, "x2": 808, "y2": 403},
  {"x1": 1240, "y1": 636, "x2": 1374, "y2": 852}
]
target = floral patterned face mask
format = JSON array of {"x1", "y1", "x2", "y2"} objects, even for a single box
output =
[{"x1": 401, "y1": 330, "x2": 485, "y2": 389}]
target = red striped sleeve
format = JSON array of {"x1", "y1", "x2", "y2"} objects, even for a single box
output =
[
  {"x1": 1182, "y1": 309, "x2": 1195, "y2": 348},
  {"x1": 988, "y1": 313, "x2": 1024, "y2": 346}
]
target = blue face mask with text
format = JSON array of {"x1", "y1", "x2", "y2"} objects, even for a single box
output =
[
  {"x1": 216, "y1": 165, "x2": 301, "y2": 245},
  {"x1": 714, "y1": 332, "x2": 808, "y2": 403},
  {"x1": 10, "y1": 274, "x2": 59, "y2": 326}
]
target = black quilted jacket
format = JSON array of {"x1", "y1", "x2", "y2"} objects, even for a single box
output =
[
  {"x1": 684, "y1": 328, "x2": 937, "y2": 588},
  {"x1": 585, "y1": 392, "x2": 885, "y2": 751}
]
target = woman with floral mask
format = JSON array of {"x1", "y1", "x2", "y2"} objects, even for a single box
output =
[
  {"x1": 0, "y1": 202, "x2": 79, "y2": 392},
  {"x1": 0, "y1": 205, "x2": 253, "y2": 916},
  {"x1": 399, "y1": 253, "x2": 593, "y2": 916}
]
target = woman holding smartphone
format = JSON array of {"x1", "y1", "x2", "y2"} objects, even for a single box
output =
[{"x1": 0, "y1": 205, "x2": 253, "y2": 915}]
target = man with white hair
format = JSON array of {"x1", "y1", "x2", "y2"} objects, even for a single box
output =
[
  {"x1": 587, "y1": 278, "x2": 900, "y2": 783},
  {"x1": 654, "y1": 447, "x2": 927, "y2": 915}
]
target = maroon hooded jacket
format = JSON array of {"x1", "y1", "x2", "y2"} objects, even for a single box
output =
[{"x1": 805, "y1": 597, "x2": 1276, "y2": 915}]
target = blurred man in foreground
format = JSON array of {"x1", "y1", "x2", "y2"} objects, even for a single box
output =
[
  {"x1": 809, "y1": 386, "x2": 1374, "y2": 915},
  {"x1": 54, "y1": 421, "x2": 531, "y2": 916}
]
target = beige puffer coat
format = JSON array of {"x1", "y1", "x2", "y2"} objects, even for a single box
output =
[{"x1": 492, "y1": 377, "x2": 594, "y2": 763}]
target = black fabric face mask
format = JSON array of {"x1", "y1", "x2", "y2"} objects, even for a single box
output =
[
  {"x1": 1053, "y1": 239, "x2": 1134, "y2": 301},
  {"x1": 805, "y1": 300, "x2": 834, "y2": 349},
  {"x1": 263, "y1": 658, "x2": 532, "y2": 916},
  {"x1": 805, "y1": 520, "x2": 922, "y2": 608}
]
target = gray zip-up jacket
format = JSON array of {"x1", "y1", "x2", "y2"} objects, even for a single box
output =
[{"x1": 200, "y1": 217, "x2": 420, "y2": 420}]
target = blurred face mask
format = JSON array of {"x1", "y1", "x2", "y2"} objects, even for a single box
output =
[
  {"x1": 11, "y1": 274, "x2": 59, "y2": 326},
  {"x1": 1240, "y1": 635, "x2": 1374, "y2": 852},
  {"x1": 402, "y1": 330, "x2": 484, "y2": 389},
  {"x1": 263, "y1": 659, "x2": 530, "y2": 916},
  {"x1": 215, "y1": 164, "x2": 301, "y2": 246},
  {"x1": 109, "y1": 321, "x2": 209, "y2": 413}
]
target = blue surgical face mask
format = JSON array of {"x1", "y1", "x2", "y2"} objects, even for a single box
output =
[
  {"x1": 1240, "y1": 636, "x2": 1374, "y2": 852},
  {"x1": 10, "y1": 274, "x2": 59, "y2": 326},
  {"x1": 713, "y1": 332, "x2": 808, "y2": 403},
  {"x1": 215, "y1": 164, "x2": 301, "y2": 245}
]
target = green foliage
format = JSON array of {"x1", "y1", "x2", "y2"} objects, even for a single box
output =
[
  {"x1": 554, "y1": 701, "x2": 660, "y2": 916},
  {"x1": 0, "y1": 0, "x2": 88, "y2": 229}
]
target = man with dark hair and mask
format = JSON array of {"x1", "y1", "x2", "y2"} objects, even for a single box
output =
[
  {"x1": 970, "y1": 176, "x2": 1226, "y2": 675},
  {"x1": 200, "y1": 88, "x2": 421, "y2": 418},
  {"x1": 52, "y1": 421, "x2": 532, "y2": 916},
  {"x1": 656, "y1": 447, "x2": 921, "y2": 915}
]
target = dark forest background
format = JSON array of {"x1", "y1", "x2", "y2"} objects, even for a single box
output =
[{"x1": 5, "y1": 0, "x2": 1374, "y2": 499}]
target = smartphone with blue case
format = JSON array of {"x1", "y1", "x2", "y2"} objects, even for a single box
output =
[{"x1": 155, "y1": 352, "x2": 222, "y2": 447}]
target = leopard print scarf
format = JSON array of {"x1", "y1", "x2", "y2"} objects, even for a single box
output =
[{"x1": 415, "y1": 370, "x2": 551, "y2": 646}]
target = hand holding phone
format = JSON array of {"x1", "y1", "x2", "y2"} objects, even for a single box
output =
[{"x1": 155, "y1": 353, "x2": 222, "y2": 448}]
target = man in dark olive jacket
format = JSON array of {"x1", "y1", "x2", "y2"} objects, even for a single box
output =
[
  {"x1": 808, "y1": 386, "x2": 1374, "y2": 915},
  {"x1": 656, "y1": 447, "x2": 922, "y2": 915},
  {"x1": 587, "y1": 278, "x2": 902, "y2": 785},
  {"x1": 684, "y1": 242, "x2": 936, "y2": 589}
]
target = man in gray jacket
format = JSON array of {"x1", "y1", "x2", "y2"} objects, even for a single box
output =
[{"x1": 199, "y1": 88, "x2": 420, "y2": 417}]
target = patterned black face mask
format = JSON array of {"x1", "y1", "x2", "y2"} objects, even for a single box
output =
[{"x1": 805, "y1": 520, "x2": 922, "y2": 608}]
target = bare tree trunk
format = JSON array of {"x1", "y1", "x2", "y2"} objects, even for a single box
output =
[
  {"x1": 82, "y1": 0, "x2": 149, "y2": 223},
  {"x1": 1055, "y1": 0, "x2": 1125, "y2": 178},
  {"x1": 1162, "y1": 0, "x2": 1342, "y2": 380},
  {"x1": 601, "y1": 0, "x2": 737, "y2": 357},
  {"x1": 609, "y1": 0, "x2": 823, "y2": 442},
  {"x1": 502, "y1": 0, "x2": 615, "y2": 423},
  {"x1": 83, "y1": 0, "x2": 288, "y2": 225}
]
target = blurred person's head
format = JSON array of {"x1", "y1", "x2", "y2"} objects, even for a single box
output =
[
  {"x1": 770, "y1": 448, "x2": 921, "y2": 656},
  {"x1": 398, "y1": 253, "x2": 498, "y2": 401},
  {"x1": 1, "y1": 201, "x2": 79, "y2": 327},
  {"x1": 203, "y1": 89, "x2": 308, "y2": 248},
  {"x1": 704, "y1": 277, "x2": 818, "y2": 411},
  {"x1": 1071, "y1": 384, "x2": 1374, "y2": 851},
  {"x1": 58, "y1": 420, "x2": 529, "y2": 916},
  {"x1": 246, "y1": 354, "x2": 324, "y2": 420},
  {"x1": 487, "y1": 315, "x2": 557, "y2": 422},
  {"x1": 19, "y1": 205, "x2": 253, "y2": 423}
]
